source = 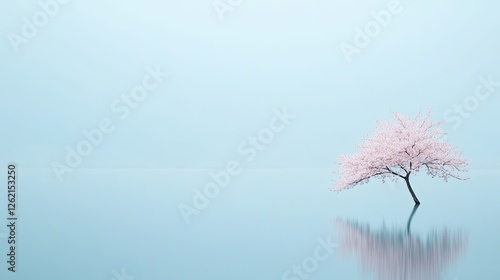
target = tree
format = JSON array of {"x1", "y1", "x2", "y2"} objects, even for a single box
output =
[{"x1": 333, "y1": 110, "x2": 468, "y2": 204}]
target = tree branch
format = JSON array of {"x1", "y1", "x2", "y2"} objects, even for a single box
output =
[{"x1": 385, "y1": 167, "x2": 405, "y2": 178}]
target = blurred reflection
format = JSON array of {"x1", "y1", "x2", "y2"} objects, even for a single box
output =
[{"x1": 335, "y1": 205, "x2": 468, "y2": 280}]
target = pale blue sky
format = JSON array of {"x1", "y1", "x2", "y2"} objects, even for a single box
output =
[{"x1": 1, "y1": 0, "x2": 499, "y2": 171}]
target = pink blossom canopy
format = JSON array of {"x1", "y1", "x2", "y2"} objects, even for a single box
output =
[{"x1": 333, "y1": 110, "x2": 468, "y2": 192}]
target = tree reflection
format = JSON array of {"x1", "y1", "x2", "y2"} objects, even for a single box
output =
[{"x1": 335, "y1": 205, "x2": 467, "y2": 280}]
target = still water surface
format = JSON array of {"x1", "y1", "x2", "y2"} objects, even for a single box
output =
[{"x1": 2, "y1": 168, "x2": 498, "y2": 279}]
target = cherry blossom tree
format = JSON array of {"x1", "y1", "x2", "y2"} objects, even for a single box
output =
[{"x1": 333, "y1": 110, "x2": 468, "y2": 204}]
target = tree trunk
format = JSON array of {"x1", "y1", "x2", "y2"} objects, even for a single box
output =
[{"x1": 404, "y1": 176, "x2": 420, "y2": 205}]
